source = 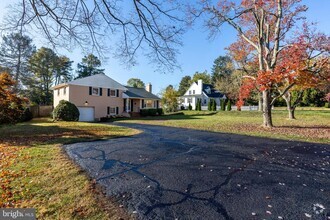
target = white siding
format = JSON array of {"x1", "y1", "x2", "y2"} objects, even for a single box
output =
[{"x1": 183, "y1": 80, "x2": 203, "y2": 96}]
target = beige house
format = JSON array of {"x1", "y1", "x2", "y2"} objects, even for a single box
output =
[
  {"x1": 123, "y1": 85, "x2": 160, "y2": 117},
  {"x1": 52, "y1": 74, "x2": 160, "y2": 121}
]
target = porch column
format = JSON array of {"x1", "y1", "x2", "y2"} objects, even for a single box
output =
[{"x1": 126, "y1": 98, "x2": 130, "y2": 112}]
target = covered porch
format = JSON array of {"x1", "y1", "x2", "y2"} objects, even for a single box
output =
[
  {"x1": 123, "y1": 98, "x2": 159, "y2": 117},
  {"x1": 122, "y1": 86, "x2": 161, "y2": 117}
]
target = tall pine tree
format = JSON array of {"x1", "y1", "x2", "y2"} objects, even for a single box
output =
[
  {"x1": 211, "y1": 56, "x2": 234, "y2": 84},
  {"x1": 0, "y1": 32, "x2": 36, "y2": 93},
  {"x1": 178, "y1": 76, "x2": 191, "y2": 96},
  {"x1": 76, "y1": 54, "x2": 104, "y2": 79},
  {"x1": 28, "y1": 47, "x2": 57, "y2": 105}
]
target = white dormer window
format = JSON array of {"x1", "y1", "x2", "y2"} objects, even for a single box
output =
[{"x1": 205, "y1": 86, "x2": 211, "y2": 94}]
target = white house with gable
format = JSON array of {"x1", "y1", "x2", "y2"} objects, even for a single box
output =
[{"x1": 180, "y1": 79, "x2": 226, "y2": 110}]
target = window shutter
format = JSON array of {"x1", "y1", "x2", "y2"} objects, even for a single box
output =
[
  {"x1": 116, "y1": 107, "x2": 119, "y2": 115},
  {"x1": 142, "y1": 99, "x2": 144, "y2": 108},
  {"x1": 100, "y1": 88, "x2": 102, "y2": 96},
  {"x1": 107, "y1": 89, "x2": 110, "y2": 96},
  {"x1": 89, "y1": 87, "x2": 92, "y2": 95},
  {"x1": 107, "y1": 107, "x2": 110, "y2": 115},
  {"x1": 116, "y1": 89, "x2": 119, "y2": 97}
]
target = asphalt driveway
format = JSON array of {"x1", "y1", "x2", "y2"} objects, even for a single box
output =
[{"x1": 65, "y1": 122, "x2": 330, "y2": 220}]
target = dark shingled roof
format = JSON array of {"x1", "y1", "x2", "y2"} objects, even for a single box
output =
[
  {"x1": 124, "y1": 86, "x2": 160, "y2": 99},
  {"x1": 202, "y1": 84, "x2": 224, "y2": 98}
]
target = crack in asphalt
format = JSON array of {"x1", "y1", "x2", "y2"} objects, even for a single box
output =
[
  {"x1": 65, "y1": 122, "x2": 330, "y2": 220},
  {"x1": 68, "y1": 140, "x2": 256, "y2": 220},
  {"x1": 143, "y1": 155, "x2": 256, "y2": 220}
]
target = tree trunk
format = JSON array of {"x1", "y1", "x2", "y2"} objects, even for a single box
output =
[
  {"x1": 288, "y1": 108, "x2": 295, "y2": 120},
  {"x1": 258, "y1": 92, "x2": 263, "y2": 111},
  {"x1": 262, "y1": 90, "x2": 273, "y2": 127},
  {"x1": 14, "y1": 43, "x2": 22, "y2": 93},
  {"x1": 282, "y1": 91, "x2": 296, "y2": 120}
]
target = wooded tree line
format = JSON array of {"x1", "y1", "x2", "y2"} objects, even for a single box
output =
[{"x1": 0, "y1": 32, "x2": 105, "y2": 106}]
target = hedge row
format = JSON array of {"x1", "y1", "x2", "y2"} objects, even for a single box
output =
[{"x1": 140, "y1": 108, "x2": 164, "y2": 116}]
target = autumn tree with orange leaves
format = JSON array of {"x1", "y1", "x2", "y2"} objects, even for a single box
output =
[
  {"x1": 230, "y1": 23, "x2": 329, "y2": 119},
  {"x1": 0, "y1": 72, "x2": 27, "y2": 124},
  {"x1": 272, "y1": 25, "x2": 329, "y2": 119},
  {"x1": 199, "y1": 0, "x2": 329, "y2": 127}
]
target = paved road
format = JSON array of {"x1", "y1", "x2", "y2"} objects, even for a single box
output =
[{"x1": 65, "y1": 123, "x2": 330, "y2": 220}]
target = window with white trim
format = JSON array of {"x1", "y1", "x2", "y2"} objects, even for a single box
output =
[
  {"x1": 92, "y1": 87, "x2": 99, "y2": 95},
  {"x1": 188, "y1": 98, "x2": 192, "y2": 103},
  {"x1": 63, "y1": 87, "x2": 67, "y2": 95},
  {"x1": 110, "y1": 89, "x2": 116, "y2": 97},
  {"x1": 109, "y1": 107, "x2": 116, "y2": 115},
  {"x1": 145, "y1": 100, "x2": 153, "y2": 108}
]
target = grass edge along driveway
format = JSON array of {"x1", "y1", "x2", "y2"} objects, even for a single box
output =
[
  {"x1": 117, "y1": 110, "x2": 330, "y2": 144},
  {"x1": 0, "y1": 118, "x2": 139, "y2": 220}
]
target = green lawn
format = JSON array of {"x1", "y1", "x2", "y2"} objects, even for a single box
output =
[
  {"x1": 1, "y1": 110, "x2": 328, "y2": 218},
  {"x1": 118, "y1": 110, "x2": 330, "y2": 144},
  {"x1": 0, "y1": 118, "x2": 139, "y2": 219}
]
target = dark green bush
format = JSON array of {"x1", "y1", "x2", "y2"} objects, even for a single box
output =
[
  {"x1": 20, "y1": 108, "x2": 33, "y2": 122},
  {"x1": 180, "y1": 105, "x2": 185, "y2": 110},
  {"x1": 140, "y1": 108, "x2": 162, "y2": 116},
  {"x1": 221, "y1": 100, "x2": 226, "y2": 111},
  {"x1": 226, "y1": 100, "x2": 232, "y2": 111},
  {"x1": 207, "y1": 100, "x2": 211, "y2": 111},
  {"x1": 212, "y1": 99, "x2": 217, "y2": 111},
  {"x1": 100, "y1": 117, "x2": 112, "y2": 122},
  {"x1": 157, "y1": 108, "x2": 164, "y2": 115},
  {"x1": 53, "y1": 100, "x2": 79, "y2": 121},
  {"x1": 188, "y1": 103, "x2": 192, "y2": 110},
  {"x1": 140, "y1": 109, "x2": 149, "y2": 116},
  {"x1": 196, "y1": 99, "x2": 202, "y2": 111}
]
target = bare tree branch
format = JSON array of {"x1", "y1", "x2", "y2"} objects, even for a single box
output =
[{"x1": 1, "y1": 0, "x2": 186, "y2": 72}]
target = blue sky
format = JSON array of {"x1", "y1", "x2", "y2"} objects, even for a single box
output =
[{"x1": 0, "y1": 0, "x2": 329, "y2": 95}]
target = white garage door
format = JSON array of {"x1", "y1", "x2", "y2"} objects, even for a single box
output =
[{"x1": 78, "y1": 107, "x2": 95, "y2": 122}]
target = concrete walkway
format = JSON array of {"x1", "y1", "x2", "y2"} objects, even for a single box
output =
[{"x1": 65, "y1": 122, "x2": 330, "y2": 220}]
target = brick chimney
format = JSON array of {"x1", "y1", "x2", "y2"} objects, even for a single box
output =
[{"x1": 146, "y1": 83, "x2": 152, "y2": 93}]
